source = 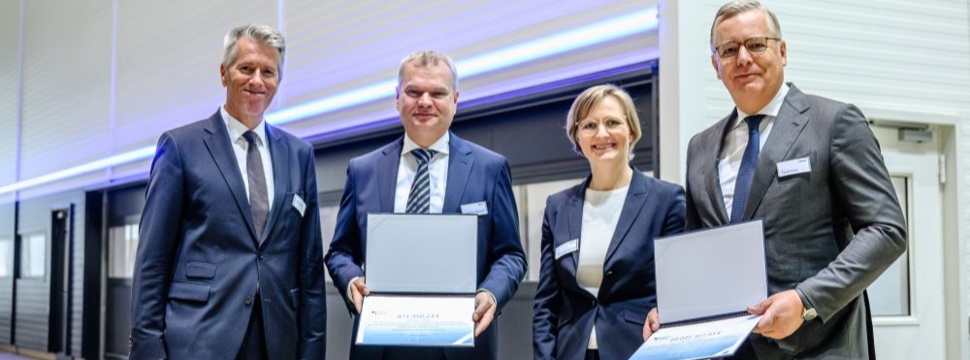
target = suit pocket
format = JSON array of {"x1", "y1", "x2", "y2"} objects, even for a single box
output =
[
  {"x1": 290, "y1": 288, "x2": 300, "y2": 309},
  {"x1": 185, "y1": 262, "x2": 216, "y2": 279},
  {"x1": 168, "y1": 282, "x2": 210, "y2": 303}
]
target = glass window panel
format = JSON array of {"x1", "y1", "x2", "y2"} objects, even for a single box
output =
[
  {"x1": 108, "y1": 223, "x2": 139, "y2": 278},
  {"x1": 320, "y1": 205, "x2": 339, "y2": 282},
  {"x1": 21, "y1": 233, "x2": 46, "y2": 278},
  {"x1": 869, "y1": 175, "x2": 910, "y2": 316},
  {"x1": 0, "y1": 237, "x2": 11, "y2": 277}
]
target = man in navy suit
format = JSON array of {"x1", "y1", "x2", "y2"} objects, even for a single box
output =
[
  {"x1": 130, "y1": 24, "x2": 327, "y2": 360},
  {"x1": 325, "y1": 51, "x2": 527, "y2": 360}
]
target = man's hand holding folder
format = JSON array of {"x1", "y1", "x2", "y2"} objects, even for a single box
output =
[
  {"x1": 472, "y1": 291, "x2": 497, "y2": 336},
  {"x1": 642, "y1": 288, "x2": 805, "y2": 342},
  {"x1": 746, "y1": 289, "x2": 804, "y2": 339}
]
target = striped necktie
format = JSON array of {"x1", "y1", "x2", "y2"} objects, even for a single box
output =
[{"x1": 405, "y1": 148, "x2": 437, "y2": 214}]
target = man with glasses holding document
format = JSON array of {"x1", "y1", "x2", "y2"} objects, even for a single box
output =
[
  {"x1": 325, "y1": 51, "x2": 527, "y2": 360},
  {"x1": 643, "y1": 1, "x2": 906, "y2": 358}
]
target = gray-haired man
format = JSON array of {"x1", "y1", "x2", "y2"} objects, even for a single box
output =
[{"x1": 131, "y1": 24, "x2": 327, "y2": 360}]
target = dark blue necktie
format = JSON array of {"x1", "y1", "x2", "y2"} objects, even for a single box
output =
[
  {"x1": 730, "y1": 115, "x2": 765, "y2": 223},
  {"x1": 405, "y1": 148, "x2": 436, "y2": 214}
]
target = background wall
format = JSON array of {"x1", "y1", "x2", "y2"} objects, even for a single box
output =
[{"x1": 0, "y1": 0, "x2": 657, "y2": 201}]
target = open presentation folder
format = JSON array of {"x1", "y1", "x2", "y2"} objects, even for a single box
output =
[
  {"x1": 355, "y1": 213, "x2": 478, "y2": 347},
  {"x1": 630, "y1": 220, "x2": 767, "y2": 360}
]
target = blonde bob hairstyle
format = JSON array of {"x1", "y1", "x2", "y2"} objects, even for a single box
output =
[{"x1": 565, "y1": 84, "x2": 642, "y2": 155}]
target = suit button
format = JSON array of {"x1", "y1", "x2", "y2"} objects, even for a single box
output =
[
  {"x1": 258, "y1": 252, "x2": 264, "y2": 260},
  {"x1": 605, "y1": 271, "x2": 614, "y2": 277},
  {"x1": 245, "y1": 296, "x2": 252, "y2": 305}
]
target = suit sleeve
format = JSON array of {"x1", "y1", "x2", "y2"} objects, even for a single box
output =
[
  {"x1": 683, "y1": 136, "x2": 703, "y2": 232},
  {"x1": 661, "y1": 184, "x2": 688, "y2": 237},
  {"x1": 479, "y1": 160, "x2": 527, "y2": 309},
  {"x1": 298, "y1": 147, "x2": 327, "y2": 359},
  {"x1": 129, "y1": 133, "x2": 183, "y2": 360},
  {"x1": 324, "y1": 158, "x2": 366, "y2": 315},
  {"x1": 532, "y1": 196, "x2": 561, "y2": 360},
  {"x1": 794, "y1": 104, "x2": 907, "y2": 322}
]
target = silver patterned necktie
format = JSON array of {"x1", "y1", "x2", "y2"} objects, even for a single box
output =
[
  {"x1": 405, "y1": 148, "x2": 437, "y2": 214},
  {"x1": 243, "y1": 131, "x2": 269, "y2": 239}
]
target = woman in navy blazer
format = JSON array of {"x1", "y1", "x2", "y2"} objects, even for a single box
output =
[{"x1": 533, "y1": 85, "x2": 686, "y2": 360}]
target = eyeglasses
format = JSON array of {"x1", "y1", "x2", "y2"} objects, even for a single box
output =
[
  {"x1": 576, "y1": 119, "x2": 627, "y2": 135},
  {"x1": 714, "y1": 36, "x2": 781, "y2": 59}
]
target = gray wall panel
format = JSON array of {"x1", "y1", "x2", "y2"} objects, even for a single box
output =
[
  {"x1": 16, "y1": 191, "x2": 85, "y2": 354},
  {"x1": 19, "y1": 0, "x2": 112, "y2": 180},
  {"x1": 0, "y1": 277, "x2": 12, "y2": 344},
  {"x1": 0, "y1": 1, "x2": 20, "y2": 187},
  {"x1": 14, "y1": 279, "x2": 47, "y2": 350}
]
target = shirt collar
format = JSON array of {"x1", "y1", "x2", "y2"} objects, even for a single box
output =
[
  {"x1": 221, "y1": 105, "x2": 268, "y2": 145},
  {"x1": 733, "y1": 82, "x2": 790, "y2": 129},
  {"x1": 402, "y1": 131, "x2": 450, "y2": 157}
]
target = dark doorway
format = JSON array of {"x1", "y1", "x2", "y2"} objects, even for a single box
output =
[{"x1": 48, "y1": 206, "x2": 73, "y2": 357}]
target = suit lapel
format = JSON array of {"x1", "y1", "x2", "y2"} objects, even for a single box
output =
[
  {"x1": 443, "y1": 133, "x2": 474, "y2": 213},
  {"x1": 377, "y1": 140, "x2": 402, "y2": 213},
  {"x1": 201, "y1": 111, "x2": 259, "y2": 241},
  {"x1": 604, "y1": 171, "x2": 649, "y2": 265},
  {"x1": 706, "y1": 115, "x2": 734, "y2": 225},
  {"x1": 260, "y1": 124, "x2": 289, "y2": 246},
  {"x1": 559, "y1": 181, "x2": 586, "y2": 281},
  {"x1": 743, "y1": 85, "x2": 810, "y2": 220}
]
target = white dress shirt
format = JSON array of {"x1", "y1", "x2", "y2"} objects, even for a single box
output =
[
  {"x1": 221, "y1": 106, "x2": 275, "y2": 209},
  {"x1": 718, "y1": 84, "x2": 790, "y2": 215},
  {"x1": 393, "y1": 132, "x2": 450, "y2": 213},
  {"x1": 578, "y1": 186, "x2": 628, "y2": 349}
]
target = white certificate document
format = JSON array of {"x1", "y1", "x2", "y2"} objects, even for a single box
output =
[
  {"x1": 653, "y1": 220, "x2": 767, "y2": 324},
  {"x1": 357, "y1": 214, "x2": 479, "y2": 347},
  {"x1": 355, "y1": 295, "x2": 475, "y2": 347},
  {"x1": 633, "y1": 220, "x2": 767, "y2": 359},
  {"x1": 629, "y1": 315, "x2": 761, "y2": 360}
]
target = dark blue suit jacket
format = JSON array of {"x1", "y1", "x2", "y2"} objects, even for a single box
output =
[
  {"x1": 325, "y1": 132, "x2": 527, "y2": 360},
  {"x1": 533, "y1": 170, "x2": 685, "y2": 360},
  {"x1": 130, "y1": 111, "x2": 327, "y2": 360}
]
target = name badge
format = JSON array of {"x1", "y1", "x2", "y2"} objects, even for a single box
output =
[
  {"x1": 292, "y1": 194, "x2": 307, "y2": 217},
  {"x1": 777, "y1": 157, "x2": 811, "y2": 177},
  {"x1": 460, "y1": 201, "x2": 488, "y2": 216},
  {"x1": 555, "y1": 239, "x2": 579, "y2": 260}
]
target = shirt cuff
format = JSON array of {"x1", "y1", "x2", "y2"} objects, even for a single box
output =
[{"x1": 476, "y1": 288, "x2": 497, "y2": 306}]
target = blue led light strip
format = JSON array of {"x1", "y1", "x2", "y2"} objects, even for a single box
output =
[{"x1": 0, "y1": 6, "x2": 659, "y2": 195}]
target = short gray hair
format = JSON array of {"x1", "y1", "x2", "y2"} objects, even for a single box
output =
[
  {"x1": 223, "y1": 24, "x2": 286, "y2": 78},
  {"x1": 398, "y1": 51, "x2": 459, "y2": 91},
  {"x1": 710, "y1": 0, "x2": 782, "y2": 50}
]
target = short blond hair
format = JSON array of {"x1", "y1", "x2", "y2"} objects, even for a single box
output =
[{"x1": 565, "y1": 84, "x2": 642, "y2": 155}]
